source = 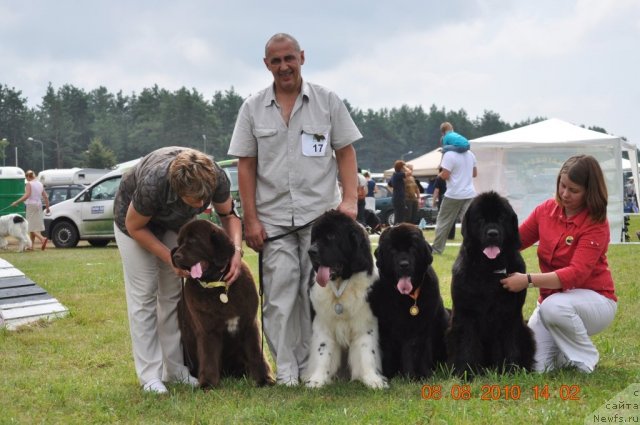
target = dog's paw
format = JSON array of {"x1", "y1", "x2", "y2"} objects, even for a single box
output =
[
  {"x1": 257, "y1": 375, "x2": 276, "y2": 387},
  {"x1": 305, "y1": 376, "x2": 329, "y2": 388},
  {"x1": 361, "y1": 374, "x2": 388, "y2": 390}
]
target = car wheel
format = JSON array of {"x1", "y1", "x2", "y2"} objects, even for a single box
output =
[
  {"x1": 51, "y1": 221, "x2": 80, "y2": 248},
  {"x1": 88, "y1": 239, "x2": 110, "y2": 247},
  {"x1": 386, "y1": 211, "x2": 396, "y2": 226}
]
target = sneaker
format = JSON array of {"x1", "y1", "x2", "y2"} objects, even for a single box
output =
[
  {"x1": 571, "y1": 361, "x2": 593, "y2": 374},
  {"x1": 143, "y1": 378, "x2": 168, "y2": 394},
  {"x1": 171, "y1": 374, "x2": 199, "y2": 388}
]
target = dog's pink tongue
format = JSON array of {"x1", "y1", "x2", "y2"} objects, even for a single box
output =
[
  {"x1": 397, "y1": 277, "x2": 413, "y2": 295},
  {"x1": 316, "y1": 266, "x2": 331, "y2": 287},
  {"x1": 190, "y1": 262, "x2": 203, "y2": 279},
  {"x1": 483, "y1": 246, "x2": 501, "y2": 259}
]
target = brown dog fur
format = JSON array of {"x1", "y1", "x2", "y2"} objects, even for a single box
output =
[{"x1": 171, "y1": 219, "x2": 274, "y2": 389}]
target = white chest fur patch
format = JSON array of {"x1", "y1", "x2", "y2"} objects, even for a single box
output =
[{"x1": 226, "y1": 317, "x2": 240, "y2": 335}]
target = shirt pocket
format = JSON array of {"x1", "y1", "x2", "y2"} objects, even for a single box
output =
[
  {"x1": 253, "y1": 128, "x2": 280, "y2": 162},
  {"x1": 301, "y1": 125, "x2": 331, "y2": 157},
  {"x1": 253, "y1": 128, "x2": 278, "y2": 139}
]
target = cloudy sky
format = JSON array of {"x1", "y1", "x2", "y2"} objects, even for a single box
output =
[{"x1": 2, "y1": 0, "x2": 639, "y2": 146}]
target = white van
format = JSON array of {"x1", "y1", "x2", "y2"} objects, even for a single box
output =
[
  {"x1": 44, "y1": 163, "x2": 138, "y2": 248},
  {"x1": 44, "y1": 158, "x2": 233, "y2": 248}
]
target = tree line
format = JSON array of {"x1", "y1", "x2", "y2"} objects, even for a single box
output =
[{"x1": 0, "y1": 83, "x2": 614, "y2": 173}]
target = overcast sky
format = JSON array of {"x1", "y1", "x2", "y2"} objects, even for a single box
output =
[{"x1": 2, "y1": 0, "x2": 639, "y2": 147}]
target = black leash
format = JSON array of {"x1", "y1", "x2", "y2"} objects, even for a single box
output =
[{"x1": 257, "y1": 219, "x2": 317, "y2": 355}]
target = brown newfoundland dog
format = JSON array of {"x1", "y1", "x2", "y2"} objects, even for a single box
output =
[
  {"x1": 171, "y1": 219, "x2": 274, "y2": 389},
  {"x1": 447, "y1": 191, "x2": 535, "y2": 377}
]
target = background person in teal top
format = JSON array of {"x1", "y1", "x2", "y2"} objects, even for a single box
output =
[{"x1": 440, "y1": 122, "x2": 470, "y2": 153}]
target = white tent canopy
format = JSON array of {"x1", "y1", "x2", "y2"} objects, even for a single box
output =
[
  {"x1": 471, "y1": 118, "x2": 638, "y2": 243},
  {"x1": 383, "y1": 148, "x2": 443, "y2": 179}
]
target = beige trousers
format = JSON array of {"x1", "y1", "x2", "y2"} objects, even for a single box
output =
[{"x1": 260, "y1": 222, "x2": 313, "y2": 384}]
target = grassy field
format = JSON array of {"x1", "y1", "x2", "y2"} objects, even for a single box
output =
[{"x1": 1, "y1": 218, "x2": 639, "y2": 425}]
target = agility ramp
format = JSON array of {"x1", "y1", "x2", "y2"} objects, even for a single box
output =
[{"x1": 0, "y1": 258, "x2": 68, "y2": 330}]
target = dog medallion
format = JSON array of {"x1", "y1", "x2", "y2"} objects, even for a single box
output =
[
  {"x1": 220, "y1": 292, "x2": 229, "y2": 304},
  {"x1": 409, "y1": 305, "x2": 419, "y2": 316},
  {"x1": 334, "y1": 303, "x2": 343, "y2": 315}
]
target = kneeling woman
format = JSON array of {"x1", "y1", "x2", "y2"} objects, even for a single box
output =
[{"x1": 501, "y1": 155, "x2": 617, "y2": 373}]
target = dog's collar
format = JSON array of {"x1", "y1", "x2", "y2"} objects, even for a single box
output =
[
  {"x1": 189, "y1": 262, "x2": 230, "y2": 287},
  {"x1": 493, "y1": 268, "x2": 507, "y2": 275},
  {"x1": 404, "y1": 269, "x2": 428, "y2": 300},
  {"x1": 408, "y1": 285, "x2": 421, "y2": 301},
  {"x1": 330, "y1": 279, "x2": 348, "y2": 299},
  {"x1": 197, "y1": 280, "x2": 227, "y2": 289}
]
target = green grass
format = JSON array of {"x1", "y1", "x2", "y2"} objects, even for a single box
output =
[{"x1": 1, "y1": 217, "x2": 640, "y2": 425}]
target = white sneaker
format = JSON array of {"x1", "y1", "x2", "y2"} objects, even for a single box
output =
[
  {"x1": 167, "y1": 373, "x2": 200, "y2": 388},
  {"x1": 143, "y1": 378, "x2": 168, "y2": 394},
  {"x1": 176, "y1": 374, "x2": 200, "y2": 388},
  {"x1": 571, "y1": 361, "x2": 594, "y2": 374}
]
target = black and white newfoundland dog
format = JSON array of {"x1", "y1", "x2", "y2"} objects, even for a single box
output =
[
  {"x1": 305, "y1": 210, "x2": 387, "y2": 389},
  {"x1": 447, "y1": 191, "x2": 535, "y2": 377},
  {"x1": 0, "y1": 214, "x2": 32, "y2": 252},
  {"x1": 171, "y1": 219, "x2": 275, "y2": 389},
  {"x1": 369, "y1": 223, "x2": 449, "y2": 379}
]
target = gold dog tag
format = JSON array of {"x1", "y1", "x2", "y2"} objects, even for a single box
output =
[
  {"x1": 409, "y1": 305, "x2": 419, "y2": 316},
  {"x1": 219, "y1": 293, "x2": 229, "y2": 304}
]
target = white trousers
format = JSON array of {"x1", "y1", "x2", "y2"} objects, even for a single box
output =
[
  {"x1": 261, "y1": 222, "x2": 313, "y2": 384},
  {"x1": 114, "y1": 225, "x2": 192, "y2": 386},
  {"x1": 528, "y1": 289, "x2": 617, "y2": 373}
]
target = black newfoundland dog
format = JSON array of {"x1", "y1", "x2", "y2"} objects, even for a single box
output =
[
  {"x1": 369, "y1": 223, "x2": 449, "y2": 379},
  {"x1": 447, "y1": 191, "x2": 535, "y2": 377},
  {"x1": 305, "y1": 210, "x2": 387, "y2": 389},
  {"x1": 171, "y1": 219, "x2": 275, "y2": 389}
]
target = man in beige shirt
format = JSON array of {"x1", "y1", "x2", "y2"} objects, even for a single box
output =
[{"x1": 228, "y1": 33, "x2": 362, "y2": 386}]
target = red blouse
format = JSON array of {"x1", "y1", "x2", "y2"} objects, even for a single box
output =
[{"x1": 519, "y1": 199, "x2": 617, "y2": 303}]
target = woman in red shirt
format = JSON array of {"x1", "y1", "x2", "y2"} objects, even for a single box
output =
[{"x1": 501, "y1": 155, "x2": 617, "y2": 373}]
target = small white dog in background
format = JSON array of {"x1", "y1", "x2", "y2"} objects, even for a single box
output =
[{"x1": 0, "y1": 214, "x2": 32, "y2": 252}]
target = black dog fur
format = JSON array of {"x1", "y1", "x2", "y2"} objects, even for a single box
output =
[
  {"x1": 171, "y1": 219, "x2": 274, "y2": 389},
  {"x1": 369, "y1": 223, "x2": 449, "y2": 379},
  {"x1": 447, "y1": 191, "x2": 535, "y2": 377}
]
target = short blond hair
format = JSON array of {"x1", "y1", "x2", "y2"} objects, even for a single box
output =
[
  {"x1": 440, "y1": 122, "x2": 453, "y2": 134},
  {"x1": 168, "y1": 149, "x2": 217, "y2": 200}
]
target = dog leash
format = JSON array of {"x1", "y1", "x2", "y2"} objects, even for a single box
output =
[
  {"x1": 257, "y1": 218, "x2": 317, "y2": 356},
  {"x1": 0, "y1": 205, "x2": 16, "y2": 213}
]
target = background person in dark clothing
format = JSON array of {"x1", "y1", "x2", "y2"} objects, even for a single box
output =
[
  {"x1": 432, "y1": 168, "x2": 455, "y2": 239},
  {"x1": 404, "y1": 164, "x2": 421, "y2": 224},
  {"x1": 389, "y1": 160, "x2": 407, "y2": 224}
]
